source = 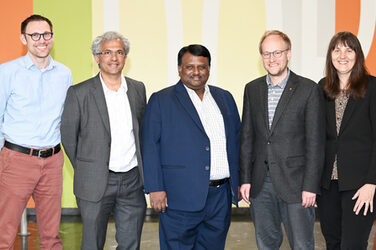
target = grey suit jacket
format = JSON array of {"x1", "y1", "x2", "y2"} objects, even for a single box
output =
[
  {"x1": 239, "y1": 71, "x2": 325, "y2": 203},
  {"x1": 61, "y1": 73, "x2": 146, "y2": 202}
]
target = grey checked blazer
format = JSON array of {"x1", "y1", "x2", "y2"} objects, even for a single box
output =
[{"x1": 61, "y1": 73, "x2": 146, "y2": 202}]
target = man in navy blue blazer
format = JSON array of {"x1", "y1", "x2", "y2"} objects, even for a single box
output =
[{"x1": 142, "y1": 44, "x2": 241, "y2": 250}]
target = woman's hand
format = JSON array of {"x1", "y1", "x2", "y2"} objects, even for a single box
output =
[{"x1": 352, "y1": 184, "x2": 376, "y2": 216}]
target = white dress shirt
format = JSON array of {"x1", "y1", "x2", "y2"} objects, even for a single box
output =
[
  {"x1": 184, "y1": 84, "x2": 230, "y2": 180},
  {"x1": 100, "y1": 74, "x2": 138, "y2": 172}
]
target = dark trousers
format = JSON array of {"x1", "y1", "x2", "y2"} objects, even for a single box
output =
[
  {"x1": 317, "y1": 180, "x2": 375, "y2": 250},
  {"x1": 77, "y1": 167, "x2": 146, "y2": 250},
  {"x1": 159, "y1": 181, "x2": 232, "y2": 250}
]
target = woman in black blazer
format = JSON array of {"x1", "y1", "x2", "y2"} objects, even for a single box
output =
[{"x1": 317, "y1": 31, "x2": 376, "y2": 250}]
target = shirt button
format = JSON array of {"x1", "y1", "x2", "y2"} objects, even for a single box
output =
[
  {"x1": 205, "y1": 166, "x2": 210, "y2": 171},
  {"x1": 267, "y1": 141, "x2": 271, "y2": 145},
  {"x1": 205, "y1": 146, "x2": 210, "y2": 151}
]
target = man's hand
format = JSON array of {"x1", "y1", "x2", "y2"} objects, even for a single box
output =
[
  {"x1": 352, "y1": 184, "x2": 376, "y2": 216},
  {"x1": 302, "y1": 191, "x2": 316, "y2": 208},
  {"x1": 150, "y1": 191, "x2": 168, "y2": 212},
  {"x1": 240, "y1": 184, "x2": 251, "y2": 205}
]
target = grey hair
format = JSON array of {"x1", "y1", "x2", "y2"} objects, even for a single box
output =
[{"x1": 91, "y1": 31, "x2": 130, "y2": 56}]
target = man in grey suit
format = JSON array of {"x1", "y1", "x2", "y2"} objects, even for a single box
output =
[
  {"x1": 239, "y1": 30, "x2": 325, "y2": 249},
  {"x1": 61, "y1": 31, "x2": 146, "y2": 250}
]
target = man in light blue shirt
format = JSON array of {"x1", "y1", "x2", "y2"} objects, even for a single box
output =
[{"x1": 0, "y1": 14, "x2": 72, "y2": 249}]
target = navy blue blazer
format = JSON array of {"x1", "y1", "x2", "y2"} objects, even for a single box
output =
[{"x1": 142, "y1": 81, "x2": 241, "y2": 212}]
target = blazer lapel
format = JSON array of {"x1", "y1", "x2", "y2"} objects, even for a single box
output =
[
  {"x1": 126, "y1": 79, "x2": 138, "y2": 133},
  {"x1": 326, "y1": 99, "x2": 337, "y2": 135},
  {"x1": 338, "y1": 96, "x2": 356, "y2": 135},
  {"x1": 175, "y1": 81, "x2": 206, "y2": 134},
  {"x1": 91, "y1": 74, "x2": 111, "y2": 134},
  {"x1": 270, "y1": 73, "x2": 298, "y2": 132},
  {"x1": 259, "y1": 79, "x2": 270, "y2": 131}
]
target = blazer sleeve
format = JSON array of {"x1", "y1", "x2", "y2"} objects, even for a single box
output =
[
  {"x1": 365, "y1": 77, "x2": 376, "y2": 184},
  {"x1": 302, "y1": 83, "x2": 325, "y2": 193},
  {"x1": 61, "y1": 86, "x2": 80, "y2": 167},
  {"x1": 239, "y1": 84, "x2": 254, "y2": 185},
  {"x1": 141, "y1": 93, "x2": 165, "y2": 193}
]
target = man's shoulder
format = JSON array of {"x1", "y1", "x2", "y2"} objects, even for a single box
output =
[
  {"x1": 245, "y1": 75, "x2": 267, "y2": 88},
  {"x1": 290, "y1": 71, "x2": 317, "y2": 88},
  {"x1": 208, "y1": 84, "x2": 235, "y2": 99},
  {"x1": 125, "y1": 76, "x2": 145, "y2": 90},
  {"x1": 69, "y1": 75, "x2": 98, "y2": 92},
  {"x1": 125, "y1": 76, "x2": 143, "y2": 85},
  {"x1": 0, "y1": 56, "x2": 25, "y2": 73},
  {"x1": 152, "y1": 84, "x2": 176, "y2": 96},
  {"x1": 52, "y1": 59, "x2": 72, "y2": 75}
]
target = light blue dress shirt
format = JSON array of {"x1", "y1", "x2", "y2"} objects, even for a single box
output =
[{"x1": 0, "y1": 53, "x2": 72, "y2": 149}]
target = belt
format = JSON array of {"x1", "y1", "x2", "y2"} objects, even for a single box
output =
[
  {"x1": 109, "y1": 170, "x2": 126, "y2": 174},
  {"x1": 209, "y1": 178, "x2": 229, "y2": 187},
  {"x1": 4, "y1": 141, "x2": 61, "y2": 158},
  {"x1": 109, "y1": 167, "x2": 138, "y2": 174}
]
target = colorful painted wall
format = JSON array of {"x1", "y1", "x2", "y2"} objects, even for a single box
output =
[{"x1": 1, "y1": 0, "x2": 375, "y2": 208}]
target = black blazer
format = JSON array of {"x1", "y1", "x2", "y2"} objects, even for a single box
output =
[
  {"x1": 240, "y1": 71, "x2": 325, "y2": 203},
  {"x1": 319, "y1": 76, "x2": 376, "y2": 191}
]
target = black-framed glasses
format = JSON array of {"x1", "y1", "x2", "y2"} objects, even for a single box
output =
[
  {"x1": 97, "y1": 50, "x2": 126, "y2": 57},
  {"x1": 261, "y1": 49, "x2": 289, "y2": 59},
  {"x1": 24, "y1": 32, "x2": 53, "y2": 41}
]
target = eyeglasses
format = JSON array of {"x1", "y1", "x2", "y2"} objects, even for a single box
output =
[
  {"x1": 261, "y1": 49, "x2": 289, "y2": 59},
  {"x1": 97, "y1": 50, "x2": 126, "y2": 57},
  {"x1": 24, "y1": 32, "x2": 53, "y2": 41}
]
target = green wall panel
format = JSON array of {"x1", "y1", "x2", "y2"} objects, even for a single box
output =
[{"x1": 34, "y1": 0, "x2": 93, "y2": 207}]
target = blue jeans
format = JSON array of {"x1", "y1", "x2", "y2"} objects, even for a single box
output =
[{"x1": 250, "y1": 172, "x2": 315, "y2": 250}]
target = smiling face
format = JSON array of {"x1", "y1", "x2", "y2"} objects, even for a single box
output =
[
  {"x1": 94, "y1": 39, "x2": 126, "y2": 78},
  {"x1": 331, "y1": 43, "x2": 356, "y2": 78},
  {"x1": 260, "y1": 34, "x2": 291, "y2": 81},
  {"x1": 178, "y1": 52, "x2": 210, "y2": 93},
  {"x1": 20, "y1": 20, "x2": 53, "y2": 61}
]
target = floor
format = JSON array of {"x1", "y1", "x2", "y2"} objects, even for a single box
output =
[{"x1": 13, "y1": 214, "x2": 376, "y2": 250}]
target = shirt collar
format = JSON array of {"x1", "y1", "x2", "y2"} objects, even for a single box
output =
[
  {"x1": 100, "y1": 73, "x2": 128, "y2": 94},
  {"x1": 266, "y1": 68, "x2": 290, "y2": 89},
  {"x1": 183, "y1": 83, "x2": 210, "y2": 98},
  {"x1": 24, "y1": 53, "x2": 55, "y2": 71}
]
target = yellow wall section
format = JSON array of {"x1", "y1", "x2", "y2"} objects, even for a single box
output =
[
  {"x1": 34, "y1": 0, "x2": 93, "y2": 208},
  {"x1": 119, "y1": 0, "x2": 169, "y2": 95},
  {"x1": 91, "y1": 0, "x2": 105, "y2": 76},
  {"x1": 217, "y1": 0, "x2": 267, "y2": 112}
]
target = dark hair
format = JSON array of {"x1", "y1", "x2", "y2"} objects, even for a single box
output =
[
  {"x1": 177, "y1": 44, "x2": 211, "y2": 66},
  {"x1": 259, "y1": 30, "x2": 291, "y2": 54},
  {"x1": 21, "y1": 14, "x2": 53, "y2": 34},
  {"x1": 323, "y1": 31, "x2": 368, "y2": 100}
]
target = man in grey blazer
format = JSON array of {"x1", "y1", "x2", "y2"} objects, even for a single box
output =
[
  {"x1": 239, "y1": 30, "x2": 325, "y2": 249},
  {"x1": 61, "y1": 31, "x2": 146, "y2": 250}
]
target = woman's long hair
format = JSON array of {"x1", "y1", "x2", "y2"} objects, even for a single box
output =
[{"x1": 323, "y1": 31, "x2": 368, "y2": 100}]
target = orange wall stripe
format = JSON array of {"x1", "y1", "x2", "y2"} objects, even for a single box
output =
[
  {"x1": 335, "y1": 0, "x2": 360, "y2": 34},
  {"x1": 0, "y1": 1, "x2": 35, "y2": 208},
  {"x1": 365, "y1": 25, "x2": 376, "y2": 76},
  {"x1": 0, "y1": 0, "x2": 33, "y2": 63}
]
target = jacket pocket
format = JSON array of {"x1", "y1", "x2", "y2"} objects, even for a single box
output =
[
  {"x1": 161, "y1": 165, "x2": 185, "y2": 169},
  {"x1": 76, "y1": 156, "x2": 95, "y2": 163}
]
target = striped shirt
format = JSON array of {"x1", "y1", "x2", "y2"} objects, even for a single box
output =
[
  {"x1": 184, "y1": 84, "x2": 230, "y2": 180},
  {"x1": 266, "y1": 70, "x2": 290, "y2": 128}
]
